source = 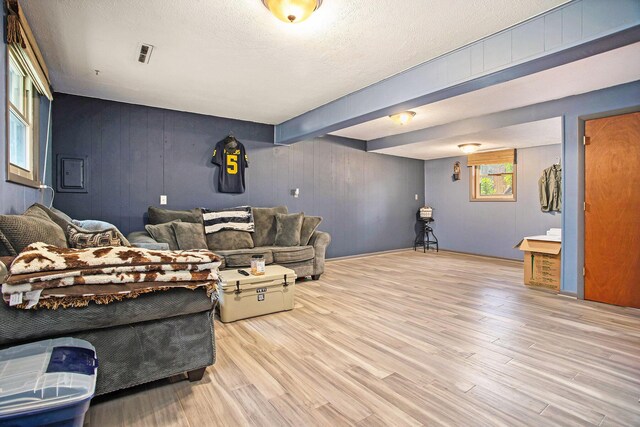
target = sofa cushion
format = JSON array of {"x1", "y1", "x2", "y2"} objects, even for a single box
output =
[
  {"x1": 269, "y1": 246, "x2": 315, "y2": 264},
  {"x1": 172, "y1": 222, "x2": 208, "y2": 250},
  {"x1": 0, "y1": 206, "x2": 68, "y2": 255},
  {"x1": 145, "y1": 220, "x2": 182, "y2": 250},
  {"x1": 29, "y1": 203, "x2": 72, "y2": 231},
  {"x1": 215, "y1": 248, "x2": 274, "y2": 268},
  {"x1": 206, "y1": 230, "x2": 254, "y2": 251},
  {"x1": 300, "y1": 216, "x2": 322, "y2": 246},
  {"x1": 274, "y1": 212, "x2": 304, "y2": 246},
  {"x1": 0, "y1": 287, "x2": 215, "y2": 346},
  {"x1": 49, "y1": 205, "x2": 73, "y2": 224},
  {"x1": 148, "y1": 206, "x2": 202, "y2": 225},
  {"x1": 252, "y1": 206, "x2": 288, "y2": 247}
]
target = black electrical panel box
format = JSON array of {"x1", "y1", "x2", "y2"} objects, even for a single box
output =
[{"x1": 56, "y1": 155, "x2": 88, "y2": 193}]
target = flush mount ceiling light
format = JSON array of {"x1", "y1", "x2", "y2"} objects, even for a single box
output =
[
  {"x1": 389, "y1": 111, "x2": 416, "y2": 125},
  {"x1": 458, "y1": 143, "x2": 481, "y2": 154},
  {"x1": 262, "y1": 0, "x2": 323, "y2": 24}
]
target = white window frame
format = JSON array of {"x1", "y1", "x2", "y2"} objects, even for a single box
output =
[
  {"x1": 470, "y1": 162, "x2": 517, "y2": 202},
  {"x1": 6, "y1": 47, "x2": 39, "y2": 188}
]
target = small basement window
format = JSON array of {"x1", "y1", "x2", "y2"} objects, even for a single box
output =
[{"x1": 468, "y1": 149, "x2": 517, "y2": 202}]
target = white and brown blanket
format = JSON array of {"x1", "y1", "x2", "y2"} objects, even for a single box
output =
[{"x1": 2, "y1": 242, "x2": 221, "y2": 309}]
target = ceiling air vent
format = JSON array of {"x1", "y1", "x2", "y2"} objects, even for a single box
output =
[{"x1": 137, "y1": 44, "x2": 154, "y2": 64}]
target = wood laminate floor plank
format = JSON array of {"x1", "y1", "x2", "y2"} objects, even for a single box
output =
[{"x1": 85, "y1": 250, "x2": 640, "y2": 426}]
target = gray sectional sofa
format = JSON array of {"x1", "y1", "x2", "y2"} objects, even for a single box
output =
[
  {"x1": 128, "y1": 206, "x2": 332, "y2": 280},
  {"x1": 0, "y1": 204, "x2": 216, "y2": 395}
]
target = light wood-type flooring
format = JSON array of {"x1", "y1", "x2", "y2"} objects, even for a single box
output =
[{"x1": 85, "y1": 250, "x2": 640, "y2": 426}]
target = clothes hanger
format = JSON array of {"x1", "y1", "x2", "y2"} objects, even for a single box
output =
[{"x1": 224, "y1": 132, "x2": 238, "y2": 149}]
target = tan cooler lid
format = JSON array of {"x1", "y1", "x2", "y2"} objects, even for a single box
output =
[{"x1": 219, "y1": 265, "x2": 296, "y2": 290}]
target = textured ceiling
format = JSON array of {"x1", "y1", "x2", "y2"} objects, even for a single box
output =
[
  {"x1": 376, "y1": 118, "x2": 562, "y2": 160},
  {"x1": 21, "y1": 0, "x2": 567, "y2": 124}
]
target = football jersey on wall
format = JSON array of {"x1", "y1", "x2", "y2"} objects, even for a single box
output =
[{"x1": 211, "y1": 138, "x2": 249, "y2": 193}]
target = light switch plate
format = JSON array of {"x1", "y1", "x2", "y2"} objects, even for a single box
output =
[
  {"x1": 160, "y1": 195, "x2": 167, "y2": 205},
  {"x1": 415, "y1": 194, "x2": 419, "y2": 201}
]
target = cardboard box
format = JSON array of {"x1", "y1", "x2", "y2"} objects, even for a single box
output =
[{"x1": 515, "y1": 235, "x2": 561, "y2": 291}]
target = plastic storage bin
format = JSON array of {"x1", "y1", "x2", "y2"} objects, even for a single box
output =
[{"x1": 0, "y1": 338, "x2": 98, "y2": 427}]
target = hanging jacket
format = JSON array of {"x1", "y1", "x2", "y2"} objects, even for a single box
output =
[{"x1": 539, "y1": 164, "x2": 562, "y2": 212}]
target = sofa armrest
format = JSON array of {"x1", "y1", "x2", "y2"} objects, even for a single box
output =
[
  {"x1": 127, "y1": 231, "x2": 170, "y2": 250},
  {"x1": 309, "y1": 231, "x2": 331, "y2": 276}
]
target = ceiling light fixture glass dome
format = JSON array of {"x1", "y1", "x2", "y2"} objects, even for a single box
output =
[
  {"x1": 262, "y1": 0, "x2": 323, "y2": 24},
  {"x1": 389, "y1": 111, "x2": 416, "y2": 125},
  {"x1": 458, "y1": 143, "x2": 481, "y2": 154}
]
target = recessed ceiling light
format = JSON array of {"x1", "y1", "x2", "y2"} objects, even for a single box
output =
[
  {"x1": 389, "y1": 111, "x2": 416, "y2": 125},
  {"x1": 458, "y1": 143, "x2": 481, "y2": 154},
  {"x1": 262, "y1": 0, "x2": 323, "y2": 24}
]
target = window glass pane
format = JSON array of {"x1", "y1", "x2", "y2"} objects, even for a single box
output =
[
  {"x1": 9, "y1": 110, "x2": 29, "y2": 170},
  {"x1": 477, "y1": 163, "x2": 513, "y2": 197},
  {"x1": 9, "y1": 60, "x2": 24, "y2": 113}
]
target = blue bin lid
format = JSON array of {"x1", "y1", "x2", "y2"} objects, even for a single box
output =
[{"x1": 0, "y1": 338, "x2": 97, "y2": 418}]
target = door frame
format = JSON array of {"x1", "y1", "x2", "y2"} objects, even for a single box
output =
[{"x1": 572, "y1": 106, "x2": 640, "y2": 300}]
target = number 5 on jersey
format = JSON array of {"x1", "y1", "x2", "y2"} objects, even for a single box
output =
[{"x1": 227, "y1": 154, "x2": 238, "y2": 174}]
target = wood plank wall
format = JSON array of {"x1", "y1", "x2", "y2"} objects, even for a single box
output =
[{"x1": 51, "y1": 94, "x2": 425, "y2": 258}]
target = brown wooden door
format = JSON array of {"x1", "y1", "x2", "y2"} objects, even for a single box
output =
[{"x1": 584, "y1": 112, "x2": 640, "y2": 308}]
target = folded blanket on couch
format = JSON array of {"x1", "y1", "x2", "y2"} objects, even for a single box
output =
[
  {"x1": 3, "y1": 280, "x2": 218, "y2": 310},
  {"x1": 8, "y1": 242, "x2": 220, "y2": 275},
  {"x1": 5, "y1": 261, "x2": 219, "y2": 286},
  {"x1": 2, "y1": 242, "x2": 221, "y2": 309}
]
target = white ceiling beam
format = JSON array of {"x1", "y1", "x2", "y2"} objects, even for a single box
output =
[{"x1": 366, "y1": 80, "x2": 640, "y2": 152}]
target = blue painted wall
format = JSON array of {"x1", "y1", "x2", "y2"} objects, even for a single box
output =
[
  {"x1": 424, "y1": 144, "x2": 562, "y2": 260},
  {"x1": 422, "y1": 81, "x2": 640, "y2": 295},
  {"x1": 0, "y1": 9, "x2": 52, "y2": 215},
  {"x1": 51, "y1": 94, "x2": 425, "y2": 258}
]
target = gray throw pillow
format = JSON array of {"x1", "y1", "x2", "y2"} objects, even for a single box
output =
[
  {"x1": 300, "y1": 216, "x2": 322, "y2": 246},
  {"x1": 274, "y1": 212, "x2": 304, "y2": 246},
  {"x1": 49, "y1": 205, "x2": 73, "y2": 223},
  {"x1": 31, "y1": 203, "x2": 72, "y2": 231},
  {"x1": 206, "y1": 230, "x2": 254, "y2": 251},
  {"x1": 252, "y1": 206, "x2": 288, "y2": 247},
  {"x1": 145, "y1": 220, "x2": 182, "y2": 250},
  {"x1": 172, "y1": 222, "x2": 208, "y2": 250},
  {"x1": 148, "y1": 206, "x2": 202, "y2": 225},
  {"x1": 0, "y1": 206, "x2": 68, "y2": 255}
]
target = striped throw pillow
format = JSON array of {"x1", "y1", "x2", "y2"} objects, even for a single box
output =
[{"x1": 202, "y1": 206, "x2": 254, "y2": 234}]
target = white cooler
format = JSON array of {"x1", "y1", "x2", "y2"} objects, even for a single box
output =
[{"x1": 218, "y1": 265, "x2": 296, "y2": 323}]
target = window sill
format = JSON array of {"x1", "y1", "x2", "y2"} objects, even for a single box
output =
[
  {"x1": 7, "y1": 174, "x2": 40, "y2": 189},
  {"x1": 470, "y1": 197, "x2": 517, "y2": 202}
]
